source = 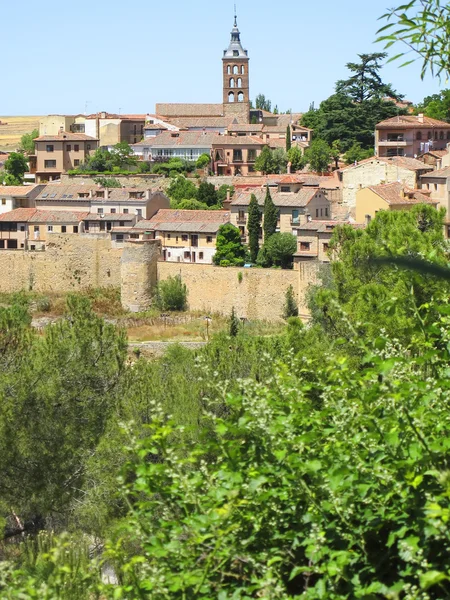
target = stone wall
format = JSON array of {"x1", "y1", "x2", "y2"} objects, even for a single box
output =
[
  {"x1": 157, "y1": 262, "x2": 318, "y2": 321},
  {"x1": 0, "y1": 234, "x2": 122, "y2": 293},
  {"x1": 60, "y1": 173, "x2": 169, "y2": 189},
  {"x1": 121, "y1": 241, "x2": 160, "y2": 312}
]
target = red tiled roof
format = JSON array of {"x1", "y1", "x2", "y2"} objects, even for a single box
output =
[
  {"x1": 156, "y1": 104, "x2": 224, "y2": 117},
  {"x1": 29, "y1": 210, "x2": 88, "y2": 223},
  {"x1": 340, "y1": 156, "x2": 432, "y2": 173},
  {"x1": 0, "y1": 208, "x2": 37, "y2": 222},
  {"x1": 421, "y1": 166, "x2": 450, "y2": 178},
  {"x1": 0, "y1": 185, "x2": 41, "y2": 197},
  {"x1": 366, "y1": 182, "x2": 437, "y2": 205},
  {"x1": 376, "y1": 115, "x2": 450, "y2": 129},
  {"x1": 232, "y1": 187, "x2": 322, "y2": 208},
  {"x1": 35, "y1": 131, "x2": 98, "y2": 141}
]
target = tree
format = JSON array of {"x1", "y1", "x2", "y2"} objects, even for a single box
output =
[
  {"x1": 265, "y1": 232, "x2": 297, "y2": 269},
  {"x1": 19, "y1": 129, "x2": 39, "y2": 155},
  {"x1": 287, "y1": 146, "x2": 306, "y2": 172},
  {"x1": 166, "y1": 176, "x2": 198, "y2": 202},
  {"x1": 175, "y1": 199, "x2": 209, "y2": 210},
  {"x1": 229, "y1": 306, "x2": 239, "y2": 337},
  {"x1": 247, "y1": 194, "x2": 261, "y2": 263},
  {"x1": 282, "y1": 285, "x2": 299, "y2": 318},
  {"x1": 305, "y1": 139, "x2": 332, "y2": 173},
  {"x1": 263, "y1": 186, "x2": 278, "y2": 241},
  {"x1": 93, "y1": 176, "x2": 122, "y2": 188},
  {"x1": 272, "y1": 148, "x2": 287, "y2": 173},
  {"x1": 415, "y1": 89, "x2": 450, "y2": 122},
  {"x1": 330, "y1": 139, "x2": 342, "y2": 169},
  {"x1": 343, "y1": 141, "x2": 373, "y2": 165},
  {"x1": 110, "y1": 142, "x2": 137, "y2": 168},
  {"x1": 254, "y1": 145, "x2": 273, "y2": 175},
  {"x1": 377, "y1": 0, "x2": 450, "y2": 80},
  {"x1": 335, "y1": 53, "x2": 402, "y2": 102},
  {"x1": 197, "y1": 182, "x2": 218, "y2": 207},
  {"x1": 213, "y1": 224, "x2": 246, "y2": 265},
  {"x1": 286, "y1": 125, "x2": 291, "y2": 152},
  {"x1": 196, "y1": 153, "x2": 211, "y2": 169},
  {"x1": 255, "y1": 94, "x2": 272, "y2": 112},
  {"x1": 3, "y1": 152, "x2": 28, "y2": 184},
  {"x1": 156, "y1": 275, "x2": 188, "y2": 311}
]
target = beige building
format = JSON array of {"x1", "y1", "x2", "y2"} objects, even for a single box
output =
[
  {"x1": 231, "y1": 184, "x2": 331, "y2": 242},
  {"x1": 34, "y1": 184, "x2": 170, "y2": 220},
  {"x1": 30, "y1": 132, "x2": 99, "y2": 182},
  {"x1": 132, "y1": 209, "x2": 231, "y2": 263},
  {"x1": 293, "y1": 220, "x2": 362, "y2": 265},
  {"x1": 0, "y1": 208, "x2": 87, "y2": 250},
  {"x1": 0, "y1": 185, "x2": 44, "y2": 214},
  {"x1": 375, "y1": 114, "x2": 450, "y2": 158},
  {"x1": 39, "y1": 115, "x2": 86, "y2": 136},
  {"x1": 355, "y1": 182, "x2": 437, "y2": 224},
  {"x1": 338, "y1": 156, "x2": 433, "y2": 210},
  {"x1": 212, "y1": 135, "x2": 263, "y2": 176}
]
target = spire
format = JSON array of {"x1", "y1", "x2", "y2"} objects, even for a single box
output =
[{"x1": 223, "y1": 13, "x2": 248, "y2": 59}]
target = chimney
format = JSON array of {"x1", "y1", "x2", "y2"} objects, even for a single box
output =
[
  {"x1": 418, "y1": 113, "x2": 424, "y2": 123},
  {"x1": 89, "y1": 189, "x2": 93, "y2": 198},
  {"x1": 101, "y1": 111, "x2": 106, "y2": 119},
  {"x1": 287, "y1": 161, "x2": 292, "y2": 174},
  {"x1": 145, "y1": 189, "x2": 151, "y2": 200}
]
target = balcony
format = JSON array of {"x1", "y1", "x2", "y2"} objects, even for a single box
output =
[
  {"x1": 377, "y1": 139, "x2": 411, "y2": 147},
  {"x1": 237, "y1": 216, "x2": 247, "y2": 224}
]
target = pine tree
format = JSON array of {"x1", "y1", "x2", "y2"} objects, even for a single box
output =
[
  {"x1": 247, "y1": 194, "x2": 261, "y2": 263},
  {"x1": 286, "y1": 125, "x2": 291, "y2": 152},
  {"x1": 263, "y1": 186, "x2": 278, "y2": 241},
  {"x1": 229, "y1": 306, "x2": 239, "y2": 337},
  {"x1": 283, "y1": 285, "x2": 299, "y2": 319}
]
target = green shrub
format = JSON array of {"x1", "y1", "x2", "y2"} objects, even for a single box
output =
[
  {"x1": 155, "y1": 275, "x2": 188, "y2": 311},
  {"x1": 220, "y1": 260, "x2": 231, "y2": 267},
  {"x1": 237, "y1": 271, "x2": 243, "y2": 283}
]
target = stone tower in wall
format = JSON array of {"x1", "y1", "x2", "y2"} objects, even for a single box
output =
[{"x1": 222, "y1": 15, "x2": 250, "y2": 125}]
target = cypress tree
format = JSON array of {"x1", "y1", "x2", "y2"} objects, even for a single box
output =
[
  {"x1": 247, "y1": 194, "x2": 261, "y2": 263},
  {"x1": 229, "y1": 306, "x2": 239, "y2": 337},
  {"x1": 286, "y1": 125, "x2": 291, "y2": 152},
  {"x1": 282, "y1": 285, "x2": 299, "y2": 319},
  {"x1": 263, "y1": 186, "x2": 278, "y2": 242}
]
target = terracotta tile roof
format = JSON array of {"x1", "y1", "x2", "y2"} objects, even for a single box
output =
[
  {"x1": 85, "y1": 113, "x2": 146, "y2": 120},
  {"x1": 156, "y1": 104, "x2": 224, "y2": 117},
  {"x1": 275, "y1": 113, "x2": 303, "y2": 126},
  {"x1": 296, "y1": 219, "x2": 358, "y2": 232},
  {"x1": 376, "y1": 115, "x2": 450, "y2": 129},
  {"x1": 134, "y1": 209, "x2": 230, "y2": 234},
  {"x1": 35, "y1": 131, "x2": 98, "y2": 142},
  {"x1": 232, "y1": 187, "x2": 323, "y2": 208},
  {"x1": 0, "y1": 185, "x2": 42, "y2": 197},
  {"x1": 420, "y1": 166, "x2": 450, "y2": 178},
  {"x1": 0, "y1": 208, "x2": 37, "y2": 222},
  {"x1": 212, "y1": 135, "x2": 264, "y2": 146},
  {"x1": 339, "y1": 156, "x2": 432, "y2": 173},
  {"x1": 299, "y1": 174, "x2": 342, "y2": 189},
  {"x1": 29, "y1": 210, "x2": 88, "y2": 223},
  {"x1": 165, "y1": 117, "x2": 230, "y2": 129},
  {"x1": 366, "y1": 182, "x2": 437, "y2": 205},
  {"x1": 227, "y1": 123, "x2": 264, "y2": 132},
  {"x1": 35, "y1": 184, "x2": 159, "y2": 202},
  {"x1": 134, "y1": 131, "x2": 217, "y2": 149},
  {"x1": 143, "y1": 123, "x2": 169, "y2": 130}
]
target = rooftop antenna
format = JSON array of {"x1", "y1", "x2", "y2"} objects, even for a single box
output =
[
  {"x1": 118, "y1": 107, "x2": 122, "y2": 115},
  {"x1": 84, "y1": 100, "x2": 91, "y2": 115},
  {"x1": 234, "y1": 3, "x2": 237, "y2": 24}
]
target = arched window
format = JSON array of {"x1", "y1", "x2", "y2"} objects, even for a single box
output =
[
  {"x1": 241, "y1": 65, "x2": 245, "y2": 74},
  {"x1": 428, "y1": 131, "x2": 432, "y2": 140},
  {"x1": 233, "y1": 65, "x2": 239, "y2": 74},
  {"x1": 447, "y1": 131, "x2": 450, "y2": 140},
  {"x1": 238, "y1": 92, "x2": 244, "y2": 103},
  {"x1": 229, "y1": 78, "x2": 235, "y2": 88},
  {"x1": 434, "y1": 130, "x2": 438, "y2": 140},
  {"x1": 228, "y1": 92, "x2": 235, "y2": 103},
  {"x1": 416, "y1": 131, "x2": 422, "y2": 140},
  {"x1": 227, "y1": 65, "x2": 231, "y2": 75},
  {"x1": 237, "y1": 78, "x2": 242, "y2": 88},
  {"x1": 440, "y1": 131, "x2": 444, "y2": 140}
]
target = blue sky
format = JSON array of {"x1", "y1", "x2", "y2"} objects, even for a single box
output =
[{"x1": 2, "y1": 0, "x2": 445, "y2": 116}]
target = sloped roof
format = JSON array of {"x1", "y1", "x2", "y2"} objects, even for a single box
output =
[
  {"x1": 156, "y1": 104, "x2": 224, "y2": 117},
  {"x1": 376, "y1": 115, "x2": 450, "y2": 129},
  {"x1": 232, "y1": 187, "x2": 323, "y2": 208},
  {"x1": 164, "y1": 116, "x2": 230, "y2": 129},
  {"x1": 35, "y1": 132, "x2": 98, "y2": 142},
  {"x1": 340, "y1": 156, "x2": 433, "y2": 173},
  {"x1": 0, "y1": 185, "x2": 41, "y2": 197},
  {"x1": 421, "y1": 166, "x2": 450, "y2": 178},
  {"x1": 0, "y1": 208, "x2": 37, "y2": 222},
  {"x1": 366, "y1": 182, "x2": 437, "y2": 205},
  {"x1": 134, "y1": 209, "x2": 230, "y2": 233},
  {"x1": 135, "y1": 131, "x2": 217, "y2": 149},
  {"x1": 212, "y1": 134, "x2": 264, "y2": 146},
  {"x1": 84, "y1": 213, "x2": 135, "y2": 222},
  {"x1": 29, "y1": 210, "x2": 88, "y2": 223}
]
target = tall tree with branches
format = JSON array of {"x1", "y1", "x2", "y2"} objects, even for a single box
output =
[
  {"x1": 247, "y1": 194, "x2": 261, "y2": 263},
  {"x1": 263, "y1": 186, "x2": 278, "y2": 242}
]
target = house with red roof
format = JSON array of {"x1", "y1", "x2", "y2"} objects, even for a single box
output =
[{"x1": 375, "y1": 114, "x2": 450, "y2": 158}]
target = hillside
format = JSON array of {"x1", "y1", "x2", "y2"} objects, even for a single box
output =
[{"x1": 0, "y1": 115, "x2": 41, "y2": 151}]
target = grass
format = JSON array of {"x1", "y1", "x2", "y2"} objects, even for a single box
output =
[{"x1": 0, "y1": 116, "x2": 41, "y2": 151}]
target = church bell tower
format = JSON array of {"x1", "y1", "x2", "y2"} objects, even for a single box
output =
[{"x1": 222, "y1": 15, "x2": 250, "y2": 124}]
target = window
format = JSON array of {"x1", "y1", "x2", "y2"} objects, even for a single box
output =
[
  {"x1": 316, "y1": 209, "x2": 319, "y2": 217},
  {"x1": 47, "y1": 225, "x2": 53, "y2": 232},
  {"x1": 227, "y1": 65, "x2": 231, "y2": 74},
  {"x1": 447, "y1": 132, "x2": 450, "y2": 140},
  {"x1": 387, "y1": 133, "x2": 404, "y2": 142},
  {"x1": 229, "y1": 78, "x2": 235, "y2": 88},
  {"x1": 237, "y1": 78, "x2": 242, "y2": 88},
  {"x1": 46, "y1": 145, "x2": 54, "y2": 152},
  {"x1": 238, "y1": 210, "x2": 245, "y2": 221},
  {"x1": 325, "y1": 207, "x2": 328, "y2": 217},
  {"x1": 136, "y1": 209, "x2": 142, "y2": 217},
  {"x1": 241, "y1": 65, "x2": 245, "y2": 74},
  {"x1": 248, "y1": 149, "x2": 256, "y2": 162},
  {"x1": 119, "y1": 221, "x2": 125, "y2": 227},
  {"x1": 435, "y1": 184, "x2": 438, "y2": 191},
  {"x1": 74, "y1": 144, "x2": 79, "y2": 152},
  {"x1": 300, "y1": 242, "x2": 310, "y2": 251},
  {"x1": 66, "y1": 144, "x2": 72, "y2": 151},
  {"x1": 291, "y1": 209, "x2": 299, "y2": 223},
  {"x1": 116, "y1": 234, "x2": 124, "y2": 242},
  {"x1": 97, "y1": 208, "x2": 103, "y2": 214},
  {"x1": 87, "y1": 144, "x2": 91, "y2": 150},
  {"x1": 207, "y1": 236, "x2": 212, "y2": 243},
  {"x1": 123, "y1": 208, "x2": 129, "y2": 214},
  {"x1": 111, "y1": 208, "x2": 116, "y2": 213},
  {"x1": 434, "y1": 131, "x2": 438, "y2": 140},
  {"x1": 20, "y1": 225, "x2": 25, "y2": 232},
  {"x1": 130, "y1": 233, "x2": 139, "y2": 239},
  {"x1": 30, "y1": 245, "x2": 35, "y2": 250},
  {"x1": 233, "y1": 149, "x2": 243, "y2": 162},
  {"x1": 184, "y1": 251, "x2": 191, "y2": 258},
  {"x1": 233, "y1": 66, "x2": 239, "y2": 74},
  {"x1": 44, "y1": 160, "x2": 56, "y2": 168},
  {"x1": 281, "y1": 186, "x2": 291, "y2": 192},
  {"x1": 182, "y1": 234, "x2": 188, "y2": 242},
  {"x1": 416, "y1": 132, "x2": 422, "y2": 140},
  {"x1": 61, "y1": 225, "x2": 66, "y2": 233},
  {"x1": 1, "y1": 199, "x2": 5, "y2": 205},
  {"x1": 238, "y1": 92, "x2": 244, "y2": 102},
  {"x1": 199, "y1": 252, "x2": 204, "y2": 260},
  {"x1": 323, "y1": 243, "x2": 329, "y2": 252},
  {"x1": 73, "y1": 225, "x2": 78, "y2": 233},
  {"x1": 233, "y1": 50, "x2": 239, "y2": 57},
  {"x1": 34, "y1": 226, "x2": 39, "y2": 232},
  {"x1": 228, "y1": 91, "x2": 235, "y2": 103},
  {"x1": 74, "y1": 159, "x2": 80, "y2": 166},
  {"x1": 96, "y1": 191, "x2": 104, "y2": 198},
  {"x1": 440, "y1": 131, "x2": 444, "y2": 140},
  {"x1": 167, "y1": 233, "x2": 171, "y2": 239}
]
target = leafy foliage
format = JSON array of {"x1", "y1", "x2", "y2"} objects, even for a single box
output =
[
  {"x1": 305, "y1": 138, "x2": 332, "y2": 173},
  {"x1": 197, "y1": 181, "x2": 218, "y2": 207},
  {"x1": 166, "y1": 175, "x2": 198, "y2": 203},
  {"x1": 196, "y1": 153, "x2": 211, "y2": 169},
  {"x1": 265, "y1": 232, "x2": 297, "y2": 269},
  {"x1": 335, "y1": 52, "x2": 401, "y2": 102},
  {"x1": 19, "y1": 129, "x2": 39, "y2": 155},
  {"x1": 415, "y1": 90, "x2": 450, "y2": 122},
  {"x1": 213, "y1": 224, "x2": 246, "y2": 266},
  {"x1": 283, "y1": 284, "x2": 299, "y2": 318},
  {"x1": 155, "y1": 275, "x2": 188, "y2": 311},
  {"x1": 247, "y1": 193, "x2": 261, "y2": 263},
  {"x1": 343, "y1": 141, "x2": 374, "y2": 164},
  {"x1": 263, "y1": 186, "x2": 278, "y2": 241},
  {"x1": 92, "y1": 176, "x2": 122, "y2": 188},
  {"x1": 229, "y1": 306, "x2": 239, "y2": 337},
  {"x1": 3, "y1": 152, "x2": 28, "y2": 184}
]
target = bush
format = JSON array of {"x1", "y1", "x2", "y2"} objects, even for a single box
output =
[
  {"x1": 155, "y1": 275, "x2": 188, "y2": 311},
  {"x1": 220, "y1": 260, "x2": 231, "y2": 267},
  {"x1": 283, "y1": 284, "x2": 299, "y2": 319}
]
